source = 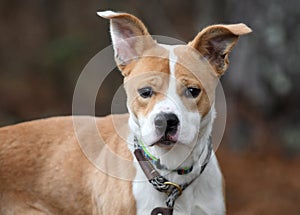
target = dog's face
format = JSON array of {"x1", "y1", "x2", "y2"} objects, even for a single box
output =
[
  {"x1": 123, "y1": 46, "x2": 215, "y2": 149},
  {"x1": 98, "y1": 11, "x2": 251, "y2": 165}
]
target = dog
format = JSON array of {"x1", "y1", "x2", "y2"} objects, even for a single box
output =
[{"x1": 0, "y1": 10, "x2": 251, "y2": 215}]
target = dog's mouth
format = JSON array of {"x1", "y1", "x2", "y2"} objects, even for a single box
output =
[{"x1": 151, "y1": 135, "x2": 177, "y2": 148}]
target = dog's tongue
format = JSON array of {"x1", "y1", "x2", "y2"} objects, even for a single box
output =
[{"x1": 166, "y1": 134, "x2": 177, "y2": 142}]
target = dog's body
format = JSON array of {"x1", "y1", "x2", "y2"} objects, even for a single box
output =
[
  {"x1": 0, "y1": 115, "x2": 137, "y2": 215},
  {"x1": 0, "y1": 11, "x2": 251, "y2": 215}
]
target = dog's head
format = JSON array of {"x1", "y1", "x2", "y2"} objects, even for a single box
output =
[{"x1": 98, "y1": 11, "x2": 251, "y2": 168}]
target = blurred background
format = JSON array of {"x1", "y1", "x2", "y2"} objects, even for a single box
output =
[{"x1": 0, "y1": 0, "x2": 299, "y2": 214}]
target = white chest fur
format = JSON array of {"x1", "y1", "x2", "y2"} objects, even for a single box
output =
[{"x1": 132, "y1": 153, "x2": 225, "y2": 215}]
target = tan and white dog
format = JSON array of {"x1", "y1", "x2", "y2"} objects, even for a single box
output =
[{"x1": 0, "y1": 11, "x2": 251, "y2": 215}]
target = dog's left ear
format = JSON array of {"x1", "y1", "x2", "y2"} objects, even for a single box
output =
[{"x1": 189, "y1": 24, "x2": 252, "y2": 76}]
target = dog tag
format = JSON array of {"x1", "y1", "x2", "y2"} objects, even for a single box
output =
[{"x1": 151, "y1": 207, "x2": 173, "y2": 215}]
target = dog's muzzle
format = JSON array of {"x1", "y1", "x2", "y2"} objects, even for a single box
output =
[{"x1": 154, "y1": 112, "x2": 179, "y2": 145}]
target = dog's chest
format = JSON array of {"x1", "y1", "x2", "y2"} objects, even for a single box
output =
[
  {"x1": 131, "y1": 158, "x2": 224, "y2": 215},
  {"x1": 132, "y1": 167, "x2": 195, "y2": 215}
]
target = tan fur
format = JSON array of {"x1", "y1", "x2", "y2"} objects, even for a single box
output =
[
  {"x1": 124, "y1": 53, "x2": 170, "y2": 117},
  {"x1": 0, "y1": 115, "x2": 136, "y2": 215}
]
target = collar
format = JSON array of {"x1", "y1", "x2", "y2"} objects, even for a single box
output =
[
  {"x1": 133, "y1": 137, "x2": 213, "y2": 213},
  {"x1": 134, "y1": 137, "x2": 194, "y2": 175}
]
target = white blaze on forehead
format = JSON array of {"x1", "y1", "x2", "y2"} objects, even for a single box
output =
[
  {"x1": 156, "y1": 44, "x2": 179, "y2": 113},
  {"x1": 167, "y1": 45, "x2": 177, "y2": 76},
  {"x1": 167, "y1": 45, "x2": 178, "y2": 96},
  {"x1": 158, "y1": 44, "x2": 177, "y2": 75}
]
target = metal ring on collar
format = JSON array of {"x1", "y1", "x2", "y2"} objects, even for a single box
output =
[{"x1": 164, "y1": 181, "x2": 183, "y2": 196}]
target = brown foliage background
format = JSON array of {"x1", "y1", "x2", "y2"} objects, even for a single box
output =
[{"x1": 0, "y1": 0, "x2": 299, "y2": 214}]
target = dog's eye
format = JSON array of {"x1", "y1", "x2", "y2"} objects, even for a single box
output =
[
  {"x1": 138, "y1": 87, "x2": 153, "y2": 98},
  {"x1": 184, "y1": 87, "x2": 201, "y2": 98}
]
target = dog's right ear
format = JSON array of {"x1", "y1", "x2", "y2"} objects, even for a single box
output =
[{"x1": 97, "y1": 10, "x2": 156, "y2": 73}]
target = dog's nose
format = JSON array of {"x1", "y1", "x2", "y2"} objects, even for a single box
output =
[{"x1": 154, "y1": 113, "x2": 179, "y2": 135}]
